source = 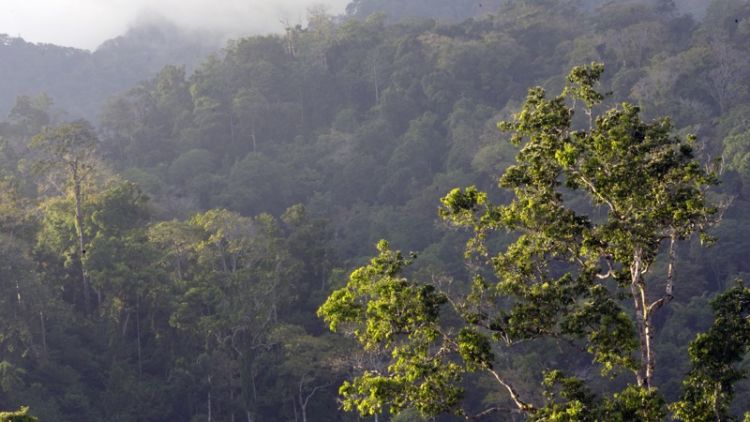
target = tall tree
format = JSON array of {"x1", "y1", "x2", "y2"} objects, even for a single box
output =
[
  {"x1": 483, "y1": 62, "x2": 718, "y2": 389},
  {"x1": 31, "y1": 121, "x2": 100, "y2": 314},
  {"x1": 319, "y1": 63, "x2": 725, "y2": 420}
]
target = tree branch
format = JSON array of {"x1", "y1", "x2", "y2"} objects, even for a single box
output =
[
  {"x1": 629, "y1": 247, "x2": 648, "y2": 387},
  {"x1": 485, "y1": 366, "x2": 535, "y2": 413},
  {"x1": 577, "y1": 174, "x2": 618, "y2": 216},
  {"x1": 464, "y1": 406, "x2": 521, "y2": 420},
  {"x1": 595, "y1": 255, "x2": 616, "y2": 279},
  {"x1": 299, "y1": 378, "x2": 328, "y2": 410},
  {"x1": 647, "y1": 231, "x2": 677, "y2": 316}
]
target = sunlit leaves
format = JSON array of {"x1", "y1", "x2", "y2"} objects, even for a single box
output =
[
  {"x1": 319, "y1": 241, "x2": 464, "y2": 417},
  {"x1": 672, "y1": 281, "x2": 750, "y2": 421}
]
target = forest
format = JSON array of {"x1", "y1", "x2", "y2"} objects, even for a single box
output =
[{"x1": 1, "y1": 0, "x2": 750, "y2": 420}]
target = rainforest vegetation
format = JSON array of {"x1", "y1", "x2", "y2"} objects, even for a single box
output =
[{"x1": 1, "y1": 0, "x2": 750, "y2": 420}]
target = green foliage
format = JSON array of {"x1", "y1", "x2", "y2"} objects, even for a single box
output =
[
  {"x1": 672, "y1": 281, "x2": 750, "y2": 421},
  {"x1": 319, "y1": 241, "x2": 463, "y2": 417},
  {"x1": 323, "y1": 62, "x2": 728, "y2": 421},
  {"x1": 30, "y1": 120, "x2": 99, "y2": 178},
  {"x1": 3, "y1": 1, "x2": 750, "y2": 420},
  {"x1": 0, "y1": 407, "x2": 37, "y2": 422},
  {"x1": 444, "y1": 62, "x2": 716, "y2": 384}
]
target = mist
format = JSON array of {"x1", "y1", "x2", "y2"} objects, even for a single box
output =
[{"x1": 0, "y1": 0, "x2": 350, "y2": 50}]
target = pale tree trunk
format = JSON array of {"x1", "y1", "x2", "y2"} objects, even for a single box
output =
[
  {"x1": 230, "y1": 389, "x2": 235, "y2": 422},
  {"x1": 207, "y1": 376, "x2": 212, "y2": 422},
  {"x1": 271, "y1": 254, "x2": 283, "y2": 323},
  {"x1": 71, "y1": 160, "x2": 91, "y2": 314},
  {"x1": 298, "y1": 83, "x2": 305, "y2": 129},
  {"x1": 630, "y1": 247, "x2": 653, "y2": 387},
  {"x1": 136, "y1": 296, "x2": 143, "y2": 378},
  {"x1": 630, "y1": 234, "x2": 678, "y2": 388},
  {"x1": 243, "y1": 368, "x2": 257, "y2": 422},
  {"x1": 644, "y1": 304, "x2": 656, "y2": 386},
  {"x1": 283, "y1": 23, "x2": 297, "y2": 57},
  {"x1": 373, "y1": 63, "x2": 380, "y2": 104},
  {"x1": 122, "y1": 311, "x2": 130, "y2": 336},
  {"x1": 230, "y1": 113, "x2": 236, "y2": 147},
  {"x1": 298, "y1": 378, "x2": 325, "y2": 422},
  {"x1": 40, "y1": 310, "x2": 48, "y2": 357},
  {"x1": 175, "y1": 250, "x2": 183, "y2": 280},
  {"x1": 15, "y1": 280, "x2": 21, "y2": 306}
]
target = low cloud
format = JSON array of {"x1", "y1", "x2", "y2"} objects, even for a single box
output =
[{"x1": 0, "y1": 0, "x2": 349, "y2": 50}]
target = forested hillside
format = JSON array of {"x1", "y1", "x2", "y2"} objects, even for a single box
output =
[
  {"x1": 0, "y1": 19, "x2": 220, "y2": 119},
  {"x1": 1, "y1": 0, "x2": 750, "y2": 420}
]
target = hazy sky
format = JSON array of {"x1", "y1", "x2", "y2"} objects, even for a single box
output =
[{"x1": 0, "y1": 0, "x2": 349, "y2": 50}]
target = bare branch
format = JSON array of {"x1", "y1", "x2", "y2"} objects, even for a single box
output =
[
  {"x1": 299, "y1": 378, "x2": 328, "y2": 410},
  {"x1": 485, "y1": 367, "x2": 535, "y2": 412},
  {"x1": 647, "y1": 231, "x2": 677, "y2": 316},
  {"x1": 463, "y1": 406, "x2": 521, "y2": 420},
  {"x1": 596, "y1": 257, "x2": 616, "y2": 279},
  {"x1": 577, "y1": 174, "x2": 618, "y2": 216},
  {"x1": 713, "y1": 195, "x2": 735, "y2": 224}
]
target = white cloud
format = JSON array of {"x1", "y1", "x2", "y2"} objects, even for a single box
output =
[{"x1": 0, "y1": 0, "x2": 349, "y2": 50}]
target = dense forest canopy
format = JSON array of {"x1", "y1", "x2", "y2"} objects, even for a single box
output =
[{"x1": 0, "y1": 0, "x2": 750, "y2": 420}]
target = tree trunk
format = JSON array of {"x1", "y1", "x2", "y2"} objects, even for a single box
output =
[
  {"x1": 299, "y1": 379, "x2": 326, "y2": 422},
  {"x1": 299, "y1": 390, "x2": 307, "y2": 422},
  {"x1": 122, "y1": 310, "x2": 130, "y2": 336},
  {"x1": 208, "y1": 381, "x2": 212, "y2": 422},
  {"x1": 72, "y1": 162, "x2": 90, "y2": 314},
  {"x1": 373, "y1": 64, "x2": 379, "y2": 104},
  {"x1": 230, "y1": 113, "x2": 236, "y2": 148},
  {"x1": 630, "y1": 247, "x2": 657, "y2": 388},
  {"x1": 644, "y1": 312, "x2": 656, "y2": 385},
  {"x1": 299, "y1": 85, "x2": 305, "y2": 130},
  {"x1": 15, "y1": 279, "x2": 21, "y2": 306},
  {"x1": 630, "y1": 248, "x2": 648, "y2": 387},
  {"x1": 40, "y1": 310, "x2": 48, "y2": 357},
  {"x1": 230, "y1": 389, "x2": 235, "y2": 422},
  {"x1": 136, "y1": 296, "x2": 143, "y2": 378},
  {"x1": 175, "y1": 246, "x2": 184, "y2": 280}
]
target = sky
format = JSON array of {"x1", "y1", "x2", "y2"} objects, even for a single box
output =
[{"x1": 0, "y1": 0, "x2": 350, "y2": 50}]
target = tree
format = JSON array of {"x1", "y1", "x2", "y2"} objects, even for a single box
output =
[
  {"x1": 83, "y1": 182, "x2": 153, "y2": 373},
  {"x1": 232, "y1": 87, "x2": 269, "y2": 153},
  {"x1": 31, "y1": 121, "x2": 100, "y2": 314},
  {"x1": 319, "y1": 63, "x2": 729, "y2": 420},
  {"x1": 268, "y1": 324, "x2": 340, "y2": 422},
  {"x1": 672, "y1": 281, "x2": 750, "y2": 421},
  {"x1": 0, "y1": 181, "x2": 48, "y2": 392},
  {"x1": 6, "y1": 95, "x2": 53, "y2": 141},
  {"x1": 164, "y1": 209, "x2": 306, "y2": 422}
]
